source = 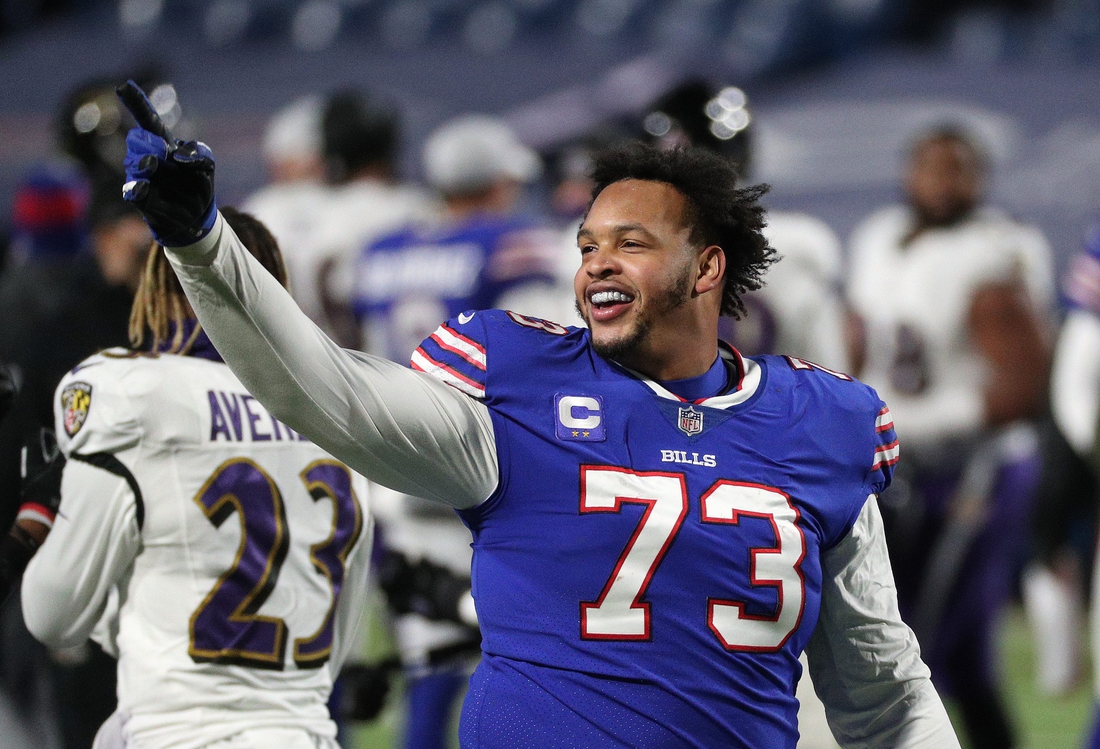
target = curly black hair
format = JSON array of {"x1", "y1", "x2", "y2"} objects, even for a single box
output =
[{"x1": 588, "y1": 142, "x2": 775, "y2": 318}]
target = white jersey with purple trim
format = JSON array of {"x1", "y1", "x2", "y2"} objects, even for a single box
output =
[
  {"x1": 307, "y1": 180, "x2": 439, "y2": 308},
  {"x1": 723, "y1": 210, "x2": 849, "y2": 372},
  {"x1": 847, "y1": 205, "x2": 1054, "y2": 451},
  {"x1": 1053, "y1": 222, "x2": 1100, "y2": 456},
  {"x1": 22, "y1": 349, "x2": 372, "y2": 749},
  {"x1": 241, "y1": 181, "x2": 332, "y2": 326}
]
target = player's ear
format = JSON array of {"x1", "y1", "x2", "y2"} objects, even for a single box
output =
[{"x1": 694, "y1": 245, "x2": 725, "y2": 296}]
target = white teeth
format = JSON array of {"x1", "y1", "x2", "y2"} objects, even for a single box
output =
[{"x1": 590, "y1": 290, "x2": 633, "y2": 305}]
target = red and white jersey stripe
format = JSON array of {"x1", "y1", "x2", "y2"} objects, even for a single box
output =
[
  {"x1": 872, "y1": 439, "x2": 900, "y2": 471},
  {"x1": 411, "y1": 347, "x2": 486, "y2": 400},
  {"x1": 429, "y1": 324, "x2": 487, "y2": 371},
  {"x1": 875, "y1": 406, "x2": 894, "y2": 434}
]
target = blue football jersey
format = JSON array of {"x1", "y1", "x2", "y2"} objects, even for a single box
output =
[
  {"x1": 413, "y1": 310, "x2": 899, "y2": 749},
  {"x1": 353, "y1": 213, "x2": 559, "y2": 362}
]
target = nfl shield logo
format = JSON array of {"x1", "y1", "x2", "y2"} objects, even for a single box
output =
[{"x1": 678, "y1": 406, "x2": 703, "y2": 437}]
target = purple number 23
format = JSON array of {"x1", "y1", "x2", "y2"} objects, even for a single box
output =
[{"x1": 188, "y1": 458, "x2": 363, "y2": 670}]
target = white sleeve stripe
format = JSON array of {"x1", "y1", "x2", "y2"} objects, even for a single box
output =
[
  {"x1": 411, "y1": 349, "x2": 486, "y2": 399},
  {"x1": 784, "y1": 356, "x2": 853, "y2": 381},
  {"x1": 16, "y1": 505, "x2": 55, "y2": 528},
  {"x1": 872, "y1": 441, "x2": 901, "y2": 470},
  {"x1": 432, "y1": 325, "x2": 487, "y2": 370},
  {"x1": 876, "y1": 408, "x2": 894, "y2": 432}
]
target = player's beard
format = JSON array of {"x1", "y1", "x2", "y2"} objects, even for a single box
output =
[{"x1": 579, "y1": 263, "x2": 695, "y2": 364}]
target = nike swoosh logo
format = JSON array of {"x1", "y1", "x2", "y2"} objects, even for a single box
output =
[
  {"x1": 70, "y1": 361, "x2": 102, "y2": 374},
  {"x1": 457, "y1": 312, "x2": 475, "y2": 324}
]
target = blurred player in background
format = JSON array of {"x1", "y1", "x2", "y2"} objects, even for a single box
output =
[
  {"x1": 846, "y1": 126, "x2": 1055, "y2": 749},
  {"x1": 1050, "y1": 221, "x2": 1100, "y2": 748},
  {"x1": 21, "y1": 207, "x2": 372, "y2": 749},
  {"x1": 643, "y1": 80, "x2": 849, "y2": 372},
  {"x1": 0, "y1": 368, "x2": 65, "y2": 608},
  {"x1": 0, "y1": 164, "x2": 90, "y2": 526},
  {"x1": 0, "y1": 181, "x2": 149, "y2": 749},
  {"x1": 308, "y1": 90, "x2": 438, "y2": 347},
  {"x1": 0, "y1": 67, "x2": 168, "y2": 633},
  {"x1": 353, "y1": 113, "x2": 561, "y2": 749},
  {"x1": 242, "y1": 96, "x2": 332, "y2": 327}
]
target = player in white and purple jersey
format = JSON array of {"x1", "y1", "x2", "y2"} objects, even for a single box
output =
[
  {"x1": 119, "y1": 79, "x2": 959, "y2": 747},
  {"x1": 848, "y1": 127, "x2": 1054, "y2": 749},
  {"x1": 21, "y1": 209, "x2": 372, "y2": 749},
  {"x1": 1054, "y1": 222, "x2": 1100, "y2": 458}
]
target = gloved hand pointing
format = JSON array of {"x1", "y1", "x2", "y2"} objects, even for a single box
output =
[{"x1": 117, "y1": 80, "x2": 218, "y2": 247}]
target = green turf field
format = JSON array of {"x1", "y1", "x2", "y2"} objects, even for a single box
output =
[
  {"x1": 988, "y1": 607, "x2": 1092, "y2": 749},
  {"x1": 348, "y1": 605, "x2": 1095, "y2": 749}
]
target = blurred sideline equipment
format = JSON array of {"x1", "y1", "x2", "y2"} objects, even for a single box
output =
[
  {"x1": 354, "y1": 113, "x2": 558, "y2": 749},
  {"x1": 21, "y1": 204, "x2": 372, "y2": 749},
  {"x1": 119, "y1": 80, "x2": 960, "y2": 747},
  {"x1": 847, "y1": 126, "x2": 1054, "y2": 749}
]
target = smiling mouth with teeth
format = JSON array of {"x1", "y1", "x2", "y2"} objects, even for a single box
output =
[{"x1": 590, "y1": 290, "x2": 635, "y2": 306}]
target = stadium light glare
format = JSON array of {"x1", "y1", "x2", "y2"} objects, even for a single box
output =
[{"x1": 643, "y1": 112, "x2": 672, "y2": 138}]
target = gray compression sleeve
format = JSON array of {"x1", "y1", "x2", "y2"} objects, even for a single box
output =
[
  {"x1": 806, "y1": 497, "x2": 961, "y2": 749},
  {"x1": 164, "y1": 212, "x2": 499, "y2": 509}
]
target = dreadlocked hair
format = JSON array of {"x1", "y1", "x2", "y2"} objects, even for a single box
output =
[
  {"x1": 588, "y1": 142, "x2": 775, "y2": 318},
  {"x1": 129, "y1": 207, "x2": 289, "y2": 354}
]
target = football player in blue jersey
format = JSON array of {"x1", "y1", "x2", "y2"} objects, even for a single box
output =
[
  {"x1": 118, "y1": 80, "x2": 959, "y2": 748},
  {"x1": 354, "y1": 113, "x2": 560, "y2": 361}
]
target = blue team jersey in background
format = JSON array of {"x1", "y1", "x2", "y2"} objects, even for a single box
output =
[
  {"x1": 413, "y1": 310, "x2": 900, "y2": 749},
  {"x1": 354, "y1": 212, "x2": 559, "y2": 362}
]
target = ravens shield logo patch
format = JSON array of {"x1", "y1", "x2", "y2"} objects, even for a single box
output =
[{"x1": 62, "y1": 382, "x2": 93, "y2": 436}]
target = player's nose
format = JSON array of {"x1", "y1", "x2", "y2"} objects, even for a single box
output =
[{"x1": 583, "y1": 243, "x2": 621, "y2": 278}]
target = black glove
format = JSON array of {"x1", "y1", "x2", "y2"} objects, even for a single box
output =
[
  {"x1": 1, "y1": 429, "x2": 62, "y2": 602},
  {"x1": 377, "y1": 549, "x2": 472, "y2": 624},
  {"x1": 0, "y1": 363, "x2": 17, "y2": 424},
  {"x1": 117, "y1": 80, "x2": 217, "y2": 247},
  {"x1": 19, "y1": 428, "x2": 65, "y2": 527},
  {"x1": 337, "y1": 659, "x2": 400, "y2": 722}
]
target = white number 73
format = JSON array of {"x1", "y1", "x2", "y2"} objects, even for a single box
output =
[{"x1": 580, "y1": 466, "x2": 806, "y2": 651}]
